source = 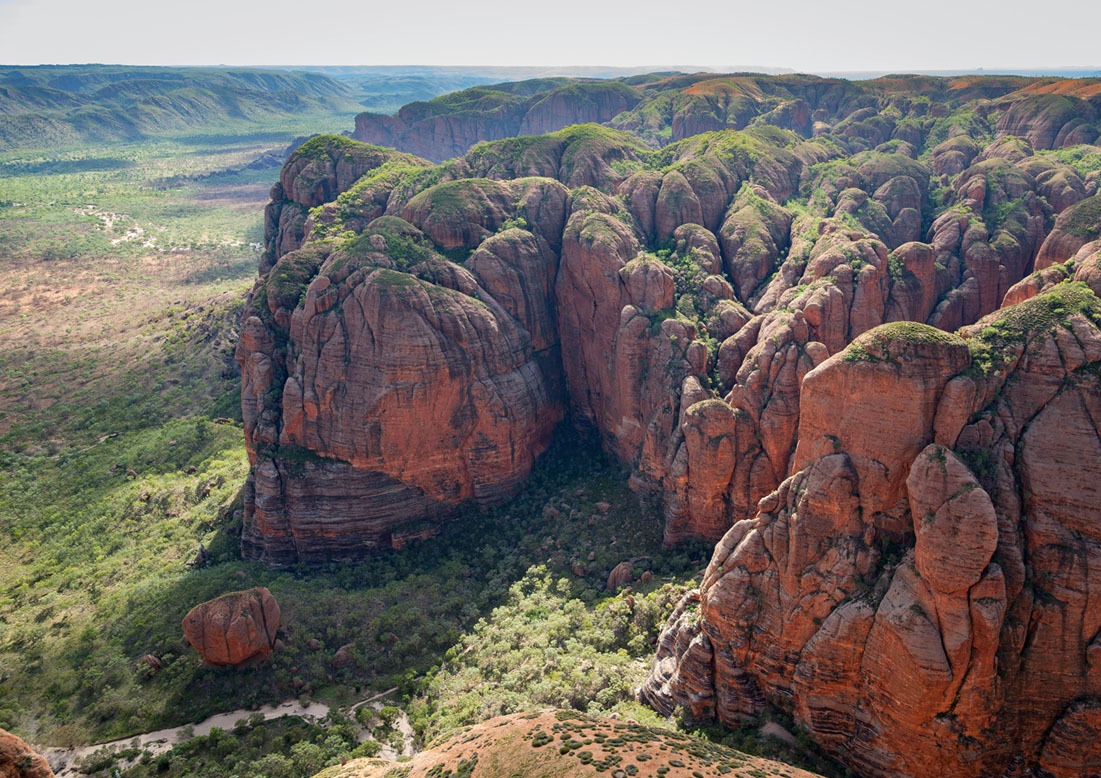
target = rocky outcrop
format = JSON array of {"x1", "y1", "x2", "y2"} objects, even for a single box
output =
[
  {"x1": 260, "y1": 136, "x2": 426, "y2": 272},
  {"x1": 349, "y1": 72, "x2": 1101, "y2": 167},
  {"x1": 1035, "y1": 194, "x2": 1101, "y2": 269},
  {"x1": 556, "y1": 196, "x2": 701, "y2": 463},
  {"x1": 642, "y1": 283, "x2": 1101, "y2": 778},
  {"x1": 243, "y1": 77, "x2": 1101, "y2": 565},
  {"x1": 240, "y1": 209, "x2": 565, "y2": 563},
  {"x1": 182, "y1": 587, "x2": 281, "y2": 666},
  {"x1": 243, "y1": 81, "x2": 1101, "y2": 774},
  {"x1": 605, "y1": 561, "x2": 634, "y2": 591},
  {"x1": 718, "y1": 185, "x2": 793, "y2": 303},
  {"x1": 995, "y1": 93, "x2": 1100, "y2": 149},
  {"x1": 0, "y1": 730, "x2": 53, "y2": 778},
  {"x1": 353, "y1": 81, "x2": 642, "y2": 162}
]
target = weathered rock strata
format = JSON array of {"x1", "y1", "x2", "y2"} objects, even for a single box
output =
[
  {"x1": 240, "y1": 76, "x2": 1101, "y2": 775},
  {"x1": 0, "y1": 730, "x2": 53, "y2": 778},
  {"x1": 641, "y1": 285, "x2": 1101, "y2": 778},
  {"x1": 242, "y1": 75, "x2": 1101, "y2": 569},
  {"x1": 350, "y1": 72, "x2": 1101, "y2": 164}
]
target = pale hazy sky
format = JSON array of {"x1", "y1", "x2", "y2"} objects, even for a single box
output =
[{"x1": 0, "y1": 0, "x2": 1097, "y2": 73}]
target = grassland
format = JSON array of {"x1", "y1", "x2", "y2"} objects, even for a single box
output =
[
  {"x1": 0, "y1": 116, "x2": 326, "y2": 742},
  {"x1": 0, "y1": 119, "x2": 359, "y2": 448}
]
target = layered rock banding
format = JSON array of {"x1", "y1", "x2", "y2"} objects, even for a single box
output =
[
  {"x1": 641, "y1": 284, "x2": 1101, "y2": 777},
  {"x1": 240, "y1": 72, "x2": 1101, "y2": 776},
  {"x1": 0, "y1": 729, "x2": 53, "y2": 778},
  {"x1": 242, "y1": 76, "x2": 1101, "y2": 563},
  {"x1": 182, "y1": 587, "x2": 281, "y2": 666}
]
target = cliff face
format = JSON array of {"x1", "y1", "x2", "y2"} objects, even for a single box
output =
[
  {"x1": 239, "y1": 138, "x2": 569, "y2": 562},
  {"x1": 353, "y1": 80, "x2": 641, "y2": 162},
  {"x1": 352, "y1": 72, "x2": 1101, "y2": 163},
  {"x1": 242, "y1": 80, "x2": 1098, "y2": 552},
  {"x1": 241, "y1": 74, "x2": 1101, "y2": 774},
  {"x1": 640, "y1": 284, "x2": 1101, "y2": 778}
]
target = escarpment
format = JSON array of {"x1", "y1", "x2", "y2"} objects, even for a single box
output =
[
  {"x1": 351, "y1": 72, "x2": 1101, "y2": 164},
  {"x1": 241, "y1": 76, "x2": 1101, "y2": 568},
  {"x1": 240, "y1": 139, "x2": 569, "y2": 562},
  {"x1": 241, "y1": 74, "x2": 1101, "y2": 774},
  {"x1": 354, "y1": 80, "x2": 642, "y2": 162}
]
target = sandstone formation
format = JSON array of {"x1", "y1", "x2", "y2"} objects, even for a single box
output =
[
  {"x1": 351, "y1": 72, "x2": 1101, "y2": 164},
  {"x1": 182, "y1": 587, "x2": 281, "y2": 666},
  {"x1": 1035, "y1": 194, "x2": 1101, "y2": 269},
  {"x1": 241, "y1": 72, "x2": 1101, "y2": 776},
  {"x1": 641, "y1": 284, "x2": 1101, "y2": 778},
  {"x1": 244, "y1": 75, "x2": 1101, "y2": 564},
  {"x1": 354, "y1": 80, "x2": 641, "y2": 162},
  {"x1": 0, "y1": 730, "x2": 53, "y2": 778},
  {"x1": 240, "y1": 172, "x2": 568, "y2": 562}
]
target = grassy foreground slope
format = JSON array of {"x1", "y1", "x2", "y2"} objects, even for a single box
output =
[{"x1": 0, "y1": 114, "x2": 331, "y2": 741}]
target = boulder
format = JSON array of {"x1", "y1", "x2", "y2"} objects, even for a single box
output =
[
  {"x1": 606, "y1": 562, "x2": 634, "y2": 591},
  {"x1": 182, "y1": 587, "x2": 281, "y2": 666},
  {"x1": 0, "y1": 730, "x2": 53, "y2": 778}
]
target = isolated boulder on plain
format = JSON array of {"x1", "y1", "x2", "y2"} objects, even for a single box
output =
[{"x1": 182, "y1": 587, "x2": 280, "y2": 666}]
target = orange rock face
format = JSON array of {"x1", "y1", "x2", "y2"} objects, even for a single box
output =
[
  {"x1": 182, "y1": 587, "x2": 281, "y2": 667},
  {"x1": 240, "y1": 217, "x2": 565, "y2": 563},
  {"x1": 244, "y1": 81, "x2": 1100, "y2": 570},
  {"x1": 642, "y1": 286, "x2": 1101, "y2": 778},
  {"x1": 0, "y1": 730, "x2": 53, "y2": 778},
  {"x1": 242, "y1": 80, "x2": 1101, "y2": 774},
  {"x1": 1035, "y1": 194, "x2": 1101, "y2": 269}
]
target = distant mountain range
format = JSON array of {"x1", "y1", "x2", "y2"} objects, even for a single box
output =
[
  {"x1": 4, "y1": 65, "x2": 1098, "y2": 153},
  {"x1": 0, "y1": 65, "x2": 363, "y2": 149}
]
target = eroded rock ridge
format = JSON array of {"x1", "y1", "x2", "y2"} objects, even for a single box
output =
[
  {"x1": 640, "y1": 285, "x2": 1101, "y2": 777},
  {"x1": 238, "y1": 71, "x2": 1101, "y2": 777}
]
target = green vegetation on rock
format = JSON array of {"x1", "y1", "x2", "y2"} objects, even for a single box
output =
[
  {"x1": 843, "y1": 321, "x2": 969, "y2": 364},
  {"x1": 964, "y1": 281, "x2": 1101, "y2": 377}
]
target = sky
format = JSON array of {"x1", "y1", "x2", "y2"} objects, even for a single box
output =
[{"x1": 0, "y1": 0, "x2": 1098, "y2": 74}]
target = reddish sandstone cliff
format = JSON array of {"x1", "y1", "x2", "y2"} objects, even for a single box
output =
[
  {"x1": 241, "y1": 78, "x2": 1101, "y2": 775},
  {"x1": 641, "y1": 284, "x2": 1101, "y2": 778},
  {"x1": 354, "y1": 81, "x2": 641, "y2": 162},
  {"x1": 243, "y1": 79, "x2": 1100, "y2": 566}
]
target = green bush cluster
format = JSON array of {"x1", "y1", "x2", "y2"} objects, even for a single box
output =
[
  {"x1": 965, "y1": 281, "x2": 1101, "y2": 377},
  {"x1": 406, "y1": 565, "x2": 695, "y2": 742}
]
